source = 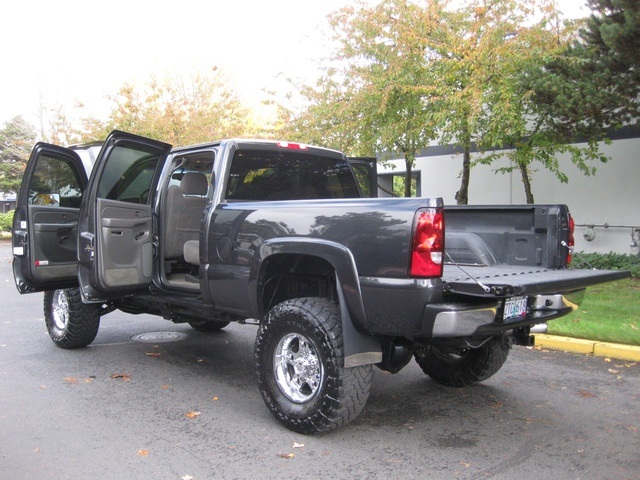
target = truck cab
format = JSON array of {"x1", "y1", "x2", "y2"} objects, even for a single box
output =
[{"x1": 13, "y1": 131, "x2": 369, "y2": 302}]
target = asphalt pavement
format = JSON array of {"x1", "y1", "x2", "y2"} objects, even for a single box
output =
[{"x1": 1, "y1": 242, "x2": 639, "y2": 479}]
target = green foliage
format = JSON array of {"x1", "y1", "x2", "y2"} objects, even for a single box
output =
[
  {"x1": 0, "y1": 210, "x2": 14, "y2": 232},
  {"x1": 577, "y1": 0, "x2": 640, "y2": 120},
  {"x1": 285, "y1": 0, "x2": 603, "y2": 202},
  {"x1": 514, "y1": 0, "x2": 640, "y2": 204},
  {"x1": 79, "y1": 68, "x2": 254, "y2": 146},
  {"x1": 435, "y1": 0, "x2": 567, "y2": 204},
  {"x1": 284, "y1": 0, "x2": 449, "y2": 197},
  {"x1": 570, "y1": 251, "x2": 640, "y2": 278},
  {"x1": 392, "y1": 175, "x2": 417, "y2": 197},
  {"x1": 0, "y1": 116, "x2": 37, "y2": 193}
]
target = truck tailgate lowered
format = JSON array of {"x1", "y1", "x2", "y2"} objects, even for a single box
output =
[{"x1": 443, "y1": 265, "x2": 631, "y2": 298}]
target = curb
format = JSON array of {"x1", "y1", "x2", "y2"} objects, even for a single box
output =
[{"x1": 534, "y1": 334, "x2": 640, "y2": 362}]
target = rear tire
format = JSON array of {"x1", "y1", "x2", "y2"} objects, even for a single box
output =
[
  {"x1": 44, "y1": 288, "x2": 101, "y2": 349},
  {"x1": 255, "y1": 297, "x2": 372, "y2": 434},
  {"x1": 415, "y1": 336, "x2": 510, "y2": 387}
]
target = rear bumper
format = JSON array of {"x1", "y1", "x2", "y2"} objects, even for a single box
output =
[
  {"x1": 360, "y1": 274, "x2": 586, "y2": 339},
  {"x1": 424, "y1": 290, "x2": 585, "y2": 338}
]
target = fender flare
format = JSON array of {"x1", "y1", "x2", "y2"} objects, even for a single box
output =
[{"x1": 251, "y1": 237, "x2": 382, "y2": 367}]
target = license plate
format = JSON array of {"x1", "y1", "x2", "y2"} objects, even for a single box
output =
[{"x1": 503, "y1": 296, "x2": 528, "y2": 321}]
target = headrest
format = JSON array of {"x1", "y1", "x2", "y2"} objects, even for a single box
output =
[{"x1": 180, "y1": 172, "x2": 208, "y2": 196}]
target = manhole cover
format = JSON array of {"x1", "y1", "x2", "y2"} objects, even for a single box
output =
[{"x1": 131, "y1": 331, "x2": 187, "y2": 343}]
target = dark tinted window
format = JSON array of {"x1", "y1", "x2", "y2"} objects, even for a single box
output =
[
  {"x1": 226, "y1": 149, "x2": 360, "y2": 201},
  {"x1": 28, "y1": 155, "x2": 83, "y2": 208},
  {"x1": 97, "y1": 144, "x2": 160, "y2": 204}
]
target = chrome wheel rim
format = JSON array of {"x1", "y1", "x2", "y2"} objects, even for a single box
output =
[
  {"x1": 274, "y1": 333, "x2": 324, "y2": 403},
  {"x1": 52, "y1": 290, "x2": 70, "y2": 331}
]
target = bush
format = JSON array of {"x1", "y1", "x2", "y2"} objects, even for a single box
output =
[
  {"x1": 570, "y1": 251, "x2": 640, "y2": 278},
  {"x1": 0, "y1": 210, "x2": 14, "y2": 232}
]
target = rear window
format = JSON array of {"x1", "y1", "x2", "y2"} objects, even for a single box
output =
[{"x1": 226, "y1": 149, "x2": 360, "y2": 201}]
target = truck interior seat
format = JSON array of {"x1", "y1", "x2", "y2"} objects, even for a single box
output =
[
  {"x1": 183, "y1": 240, "x2": 199, "y2": 265},
  {"x1": 164, "y1": 172, "x2": 208, "y2": 261}
]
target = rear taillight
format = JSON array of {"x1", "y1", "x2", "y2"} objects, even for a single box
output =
[
  {"x1": 567, "y1": 214, "x2": 575, "y2": 265},
  {"x1": 410, "y1": 208, "x2": 444, "y2": 278}
]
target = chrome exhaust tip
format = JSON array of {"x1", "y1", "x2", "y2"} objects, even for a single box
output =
[{"x1": 530, "y1": 323, "x2": 548, "y2": 334}]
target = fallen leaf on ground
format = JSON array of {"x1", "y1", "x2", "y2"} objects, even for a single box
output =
[
  {"x1": 293, "y1": 442, "x2": 304, "y2": 448},
  {"x1": 578, "y1": 389, "x2": 596, "y2": 398},
  {"x1": 185, "y1": 411, "x2": 201, "y2": 419},
  {"x1": 277, "y1": 453, "x2": 295, "y2": 459},
  {"x1": 145, "y1": 352, "x2": 161, "y2": 357},
  {"x1": 137, "y1": 449, "x2": 149, "y2": 457},
  {"x1": 608, "y1": 368, "x2": 620, "y2": 374},
  {"x1": 110, "y1": 373, "x2": 131, "y2": 381},
  {"x1": 212, "y1": 396, "x2": 219, "y2": 401},
  {"x1": 64, "y1": 377, "x2": 78, "y2": 384},
  {"x1": 162, "y1": 385, "x2": 170, "y2": 389}
]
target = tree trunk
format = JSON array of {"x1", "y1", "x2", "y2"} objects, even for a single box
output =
[
  {"x1": 404, "y1": 152, "x2": 414, "y2": 197},
  {"x1": 519, "y1": 162, "x2": 534, "y2": 204},
  {"x1": 457, "y1": 146, "x2": 471, "y2": 205}
]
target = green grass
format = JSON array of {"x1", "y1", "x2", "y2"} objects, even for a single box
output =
[{"x1": 547, "y1": 278, "x2": 640, "y2": 346}]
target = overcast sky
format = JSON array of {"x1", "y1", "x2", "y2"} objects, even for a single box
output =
[{"x1": 0, "y1": 0, "x2": 591, "y2": 130}]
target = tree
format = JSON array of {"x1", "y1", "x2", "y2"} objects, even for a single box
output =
[
  {"x1": 0, "y1": 116, "x2": 37, "y2": 193},
  {"x1": 38, "y1": 103, "x2": 85, "y2": 146},
  {"x1": 580, "y1": 0, "x2": 640, "y2": 119},
  {"x1": 432, "y1": 0, "x2": 581, "y2": 204},
  {"x1": 475, "y1": 0, "x2": 640, "y2": 204},
  {"x1": 284, "y1": 0, "x2": 449, "y2": 197},
  {"x1": 481, "y1": 0, "x2": 639, "y2": 204},
  {"x1": 285, "y1": 0, "x2": 587, "y2": 202},
  {"x1": 80, "y1": 68, "x2": 252, "y2": 146}
]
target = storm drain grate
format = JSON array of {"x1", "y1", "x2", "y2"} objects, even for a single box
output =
[{"x1": 131, "y1": 331, "x2": 188, "y2": 343}]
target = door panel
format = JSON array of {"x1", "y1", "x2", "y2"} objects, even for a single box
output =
[
  {"x1": 12, "y1": 144, "x2": 87, "y2": 293},
  {"x1": 30, "y1": 206, "x2": 79, "y2": 282},
  {"x1": 97, "y1": 199, "x2": 152, "y2": 288}
]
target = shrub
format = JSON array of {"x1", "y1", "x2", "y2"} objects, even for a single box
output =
[
  {"x1": 0, "y1": 210, "x2": 14, "y2": 232},
  {"x1": 570, "y1": 252, "x2": 640, "y2": 278}
]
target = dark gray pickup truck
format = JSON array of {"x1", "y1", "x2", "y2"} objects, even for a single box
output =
[{"x1": 12, "y1": 130, "x2": 628, "y2": 433}]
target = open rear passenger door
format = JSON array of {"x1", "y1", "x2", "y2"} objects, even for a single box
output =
[
  {"x1": 348, "y1": 157, "x2": 378, "y2": 198},
  {"x1": 12, "y1": 144, "x2": 88, "y2": 293},
  {"x1": 76, "y1": 131, "x2": 171, "y2": 302}
]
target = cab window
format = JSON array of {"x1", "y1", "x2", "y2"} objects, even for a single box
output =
[
  {"x1": 96, "y1": 144, "x2": 160, "y2": 204},
  {"x1": 226, "y1": 149, "x2": 360, "y2": 201},
  {"x1": 28, "y1": 155, "x2": 83, "y2": 208}
]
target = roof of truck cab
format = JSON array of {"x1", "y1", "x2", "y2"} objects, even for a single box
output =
[{"x1": 170, "y1": 138, "x2": 344, "y2": 156}]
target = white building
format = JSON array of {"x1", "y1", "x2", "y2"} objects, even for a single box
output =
[{"x1": 377, "y1": 129, "x2": 640, "y2": 255}]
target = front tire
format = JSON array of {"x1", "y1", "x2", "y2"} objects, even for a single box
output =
[
  {"x1": 415, "y1": 336, "x2": 510, "y2": 387},
  {"x1": 44, "y1": 288, "x2": 101, "y2": 349},
  {"x1": 255, "y1": 297, "x2": 372, "y2": 434}
]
